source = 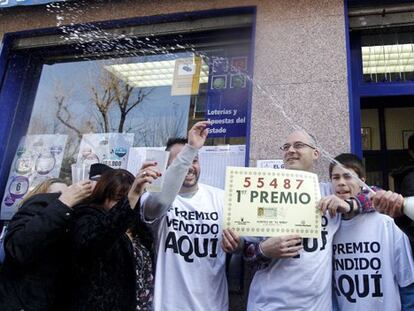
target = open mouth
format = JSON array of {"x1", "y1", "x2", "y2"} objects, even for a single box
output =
[
  {"x1": 185, "y1": 170, "x2": 196, "y2": 180},
  {"x1": 336, "y1": 190, "x2": 350, "y2": 195},
  {"x1": 286, "y1": 157, "x2": 299, "y2": 162}
]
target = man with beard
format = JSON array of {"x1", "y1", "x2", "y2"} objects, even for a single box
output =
[{"x1": 141, "y1": 121, "x2": 228, "y2": 311}]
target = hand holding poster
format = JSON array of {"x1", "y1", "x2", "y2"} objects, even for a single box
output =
[{"x1": 224, "y1": 167, "x2": 321, "y2": 238}]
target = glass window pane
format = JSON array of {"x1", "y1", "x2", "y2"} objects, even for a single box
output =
[
  {"x1": 361, "y1": 27, "x2": 414, "y2": 83},
  {"x1": 26, "y1": 33, "x2": 251, "y2": 181},
  {"x1": 360, "y1": 109, "x2": 380, "y2": 151},
  {"x1": 385, "y1": 107, "x2": 414, "y2": 150}
]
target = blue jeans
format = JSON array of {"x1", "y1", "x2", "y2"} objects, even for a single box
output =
[{"x1": 401, "y1": 283, "x2": 414, "y2": 311}]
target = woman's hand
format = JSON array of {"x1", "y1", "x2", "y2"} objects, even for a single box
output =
[
  {"x1": 128, "y1": 161, "x2": 160, "y2": 209},
  {"x1": 59, "y1": 180, "x2": 93, "y2": 208},
  {"x1": 188, "y1": 121, "x2": 210, "y2": 150}
]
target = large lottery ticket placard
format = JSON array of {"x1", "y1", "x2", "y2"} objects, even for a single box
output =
[{"x1": 224, "y1": 167, "x2": 321, "y2": 238}]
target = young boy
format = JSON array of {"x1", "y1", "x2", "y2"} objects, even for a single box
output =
[{"x1": 330, "y1": 153, "x2": 414, "y2": 310}]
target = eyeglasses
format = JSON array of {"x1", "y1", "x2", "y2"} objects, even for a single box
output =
[{"x1": 280, "y1": 141, "x2": 316, "y2": 152}]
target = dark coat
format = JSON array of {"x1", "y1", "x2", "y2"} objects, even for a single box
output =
[
  {"x1": 0, "y1": 193, "x2": 73, "y2": 311},
  {"x1": 392, "y1": 160, "x2": 414, "y2": 248},
  {"x1": 392, "y1": 159, "x2": 414, "y2": 197},
  {"x1": 68, "y1": 197, "x2": 153, "y2": 311}
]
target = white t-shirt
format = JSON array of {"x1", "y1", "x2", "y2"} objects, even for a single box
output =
[
  {"x1": 247, "y1": 182, "x2": 339, "y2": 311},
  {"x1": 333, "y1": 212, "x2": 414, "y2": 311},
  {"x1": 143, "y1": 183, "x2": 228, "y2": 311}
]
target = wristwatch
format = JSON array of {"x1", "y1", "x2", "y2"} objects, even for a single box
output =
[{"x1": 344, "y1": 198, "x2": 355, "y2": 214}]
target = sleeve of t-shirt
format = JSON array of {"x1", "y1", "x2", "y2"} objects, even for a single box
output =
[{"x1": 394, "y1": 224, "x2": 414, "y2": 287}]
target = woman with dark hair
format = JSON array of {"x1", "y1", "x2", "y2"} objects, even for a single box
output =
[
  {"x1": 69, "y1": 167, "x2": 158, "y2": 311},
  {"x1": 0, "y1": 178, "x2": 92, "y2": 311}
]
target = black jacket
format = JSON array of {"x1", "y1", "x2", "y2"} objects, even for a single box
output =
[
  {"x1": 392, "y1": 159, "x2": 414, "y2": 197},
  {"x1": 392, "y1": 160, "x2": 414, "y2": 247},
  {"x1": 0, "y1": 193, "x2": 73, "y2": 311},
  {"x1": 68, "y1": 197, "x2": 152, "y2": 311}
]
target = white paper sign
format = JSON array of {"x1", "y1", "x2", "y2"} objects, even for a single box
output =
[
  {"x1": 199, "y1": 145, "x2": 246, "y2": 189},
  {"x1": 126, "y1": 145, "x2": 246, "y2": 189},
  {"x1": 256, "y1": 159, "x2": 285, "y2": 169}
]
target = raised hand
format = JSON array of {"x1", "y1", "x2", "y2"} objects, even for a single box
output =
[
  {"x1": 59, "y1": 180, "x2": 93, "y2": 208},
  {"x1": 188, "y1": 121, "x2": 210, "y2": 150},
  {"x1": 260, "y1": 235, "x2": 302, "y2": 259},
  {"x1": 128, "y1": 161, "x2": 160, "y2": 208}
]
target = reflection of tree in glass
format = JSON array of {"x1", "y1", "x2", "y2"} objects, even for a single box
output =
[
  {"x1": 49, "y1": 68, "x2": 152, "y2": 181},
  {"x1": 56, "y1": 71, "x2": 152, "y2": 135}
]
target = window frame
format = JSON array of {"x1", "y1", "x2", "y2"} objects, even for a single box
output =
[{"x1": 0, "y1": 6, "x2": 256, "y2": 202}]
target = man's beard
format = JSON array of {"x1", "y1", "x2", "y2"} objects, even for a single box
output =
[{"x1": 182, "y1": 170, "x2": 199, "y2": 188}]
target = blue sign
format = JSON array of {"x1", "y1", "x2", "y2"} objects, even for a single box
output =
[
  {"x1": 205, "y1": 55, "x2": 250, "y2": 138},
  {"x1": 0, "y1": 0, "x2": 66, "y2": 8}
]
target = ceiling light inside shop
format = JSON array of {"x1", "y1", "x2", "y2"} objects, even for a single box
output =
[
  {"x1": 362, "y1": 43, "x2": 414, "y2": 74},
  {"x1": 105, "y1": 60, "x2": 210, "y2": 88}
]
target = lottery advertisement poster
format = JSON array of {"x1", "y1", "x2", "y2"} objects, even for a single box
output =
[
  {"x1": 76, "y1": 133, "x2": 134, "y2": 170},
  {"x1": 224, "y1": 167, "x2": 321, "y2": 238},
  {"x1": 1, "y1": 134, "x2": 68, "y2": 220}
]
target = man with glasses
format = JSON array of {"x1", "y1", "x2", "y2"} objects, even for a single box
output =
[{"x1": 222, "y1": 129, "x2": 368, "y2": 311}]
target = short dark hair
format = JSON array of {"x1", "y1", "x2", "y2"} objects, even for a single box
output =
[
  {"x1": 165, "y1": 137, "x2": 188, "y2": 151},
  {"x1": 329, "y1": 153, "x2": 365, "y2": 179},
  {"x1": 408, "y1": 133, "x2": 414, "y2": 152}
]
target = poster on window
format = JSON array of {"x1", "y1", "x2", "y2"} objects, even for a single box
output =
[
  {"x1": 171, "y1": 57, "x2": 202, "y2": 96},
  {"x1": 1, "y1": 134, "x2": 68, "y2": 220},
  {"x1": 126, "y1": 145, "x2": 246, "y2": 189},
  {"x1": 77, "y1": 133, "x2": 134, "y2": 171},
  {"x1": 205, "y1": 55, "x2": 249, "y2": 138}
]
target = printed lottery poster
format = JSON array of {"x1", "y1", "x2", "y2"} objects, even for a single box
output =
[
  {"x1": 199, "y1": 145, "x2": 245, "y2": 189},
  {"x1": 224, "y1": 167, "x2": 321, "y2": 238},
  {"x1": 77, "y1": 133, "x2": 134, "y2": 171},
  {"x1": 171, "y1": 57, "x2": 202, "y2": 96},
  {"x1": 126, "y1": 145, "x2": 246, "y2": 189},
  {"x1": 1, "y1": 134, "x2": 68, "y2": 220}
]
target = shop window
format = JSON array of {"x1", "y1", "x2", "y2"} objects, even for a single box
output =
[
  {"x1": 0, "y1": 12, "x2": 254, "y2": 219},
  {"x1": 361, "y1": 27, "x2": 414, "y2": 83}
]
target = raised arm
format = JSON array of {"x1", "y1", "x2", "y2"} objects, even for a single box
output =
[{"x1": 143, "y1": 121, "x2": 209, "y2": 221}]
